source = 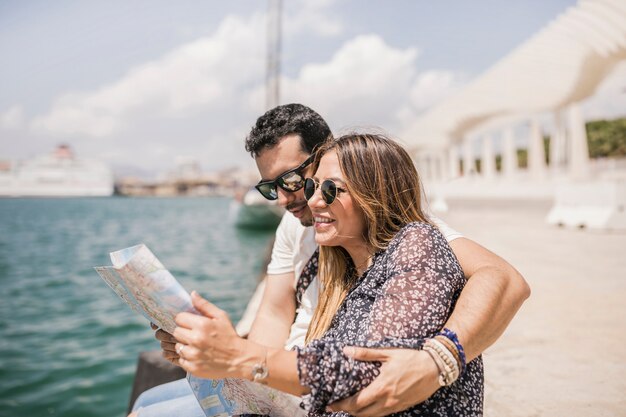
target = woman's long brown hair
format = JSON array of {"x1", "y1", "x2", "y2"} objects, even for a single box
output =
[{"x1": 306, "y1": 133, "x2": 431, "y2": 343}]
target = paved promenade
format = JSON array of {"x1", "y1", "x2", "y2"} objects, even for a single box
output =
[{"x1": 437, "y1": 199, "x2": 626, "y2": 417}]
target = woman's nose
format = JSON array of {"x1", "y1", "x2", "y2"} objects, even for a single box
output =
[{"x1": 306, "y1": 187, "x2": 327, "y2": 208}]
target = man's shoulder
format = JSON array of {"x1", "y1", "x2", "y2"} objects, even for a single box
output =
[{"x1": 274, "y1": 211, "x2": 310, "y2": 249}]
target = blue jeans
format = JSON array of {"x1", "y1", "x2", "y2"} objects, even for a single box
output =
[{"x1": 132, "y1": 378, "x2": 205, "y2": 417}]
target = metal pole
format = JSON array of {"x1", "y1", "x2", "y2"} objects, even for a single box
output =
[{"x1": 266, "y1": 0, "x2": 282, "y2": 110}]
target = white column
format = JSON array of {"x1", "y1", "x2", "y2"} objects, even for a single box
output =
[
  {"x1": 528, "y1": 119, "x2": 547, "y2": 180},
  {"x1": 416, "y1": 152, "x2": 433, "y2": 182},
  {"x1": 502, "y1": 127, "x2": 518, "y2": 179},
  {"x1": 551, "y1": 110, "x2": 566, "y2": 172},
  {"x1": 424, "y1": 154, "x2": 433, "y2": 182},
  {"x1": 437, "y1": 149, "x2": 448, "y2": 182},
  {"x1": 431, "y1": 153, "x2": 440, "y2": 182},
  {"x1": 481, "y1": 135, "x2": 496, "y2": 179},
  {"x1": 430, "y1": 149, "x2": 449, "y2": 213},
  {"x1": 448, "y1": 145, "x2": 461, "y2": 178},
  {"x1": 567, "y1": 103, "x2": 590, "y2": 180},
  {"x1": 463, "y1": 138, "x2": 474, "y2": 176},
  {"x1": 414, "y1": 152, "x2": 424, "y2": 179}
]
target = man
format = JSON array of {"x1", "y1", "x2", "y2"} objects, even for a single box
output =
[{"x1": 147, "y1": 103, "x2": 529, "y2": 416}]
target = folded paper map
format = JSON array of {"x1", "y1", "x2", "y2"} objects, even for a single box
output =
[
  {"x1": 94, "y1": 243, "x2": 196, "y2": 333},
  {"x1": 94, "y1": 244, "x2": 305, "y2": 417},
  {"x1": 188, "y1": 375, "x2": 304, "y2": 417}
]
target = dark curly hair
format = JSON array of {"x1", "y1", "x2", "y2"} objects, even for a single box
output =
[{"x1": 245, "y1": 103, "x2": 332, "y2": 157}]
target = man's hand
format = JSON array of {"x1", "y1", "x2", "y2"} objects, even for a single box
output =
[
  {"x1": 328, "y1": 347, "x2": 440, "y2": 417},
  {"x1": 151, "y1": 322, "x2": 180, "y2": 366}
]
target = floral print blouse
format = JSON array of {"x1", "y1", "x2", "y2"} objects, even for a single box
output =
[{"x1": 295, "y1": 222, "x2": 484, "y2": 416}]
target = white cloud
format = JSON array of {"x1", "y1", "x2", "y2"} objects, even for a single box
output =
[
  {"x1": 22, "y1": 9, "x2": 467, "y2": 172},
  {"x1": 262, "y1": 34, "x2": 466, "y2": 140},
  {"x1": 395, "y1": 70, "x2": 467, "y2": 128},
  {"x1": 284, "y1": 0, "x2": 343, "y2": 37},
  {"x1": 408, "y1": 71, "x2": 466, "y2": 113},
  {"x1": 0, "y1": 105, "x2": 24, "y2": 129},
  {"x1": 31, "y1": 14, "x2": 266, "y2": 137},
  {"x1": 278, "y1": 34, "x2": 419, "y2": 129}
]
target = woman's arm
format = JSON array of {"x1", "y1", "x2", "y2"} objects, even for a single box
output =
[
  {"x1": 175, "y1": 224, "x2": 463, "y2": 412},
  {"x1": 297, "y1": 223, "x2": 465, "y2": 412}
]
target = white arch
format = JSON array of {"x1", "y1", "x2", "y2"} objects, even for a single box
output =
[{"x1": 403, "y1": 0, "x2": 626, "y2": 149}]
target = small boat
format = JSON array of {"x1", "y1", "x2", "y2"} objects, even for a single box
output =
[
  {"x1": 0, "y1": 144, "x2": 114, "y2": 197},
  {"x1": 230, "y1": 187, "x2": 284, "y2": 229}
]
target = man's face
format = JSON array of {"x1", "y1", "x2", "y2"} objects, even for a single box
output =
[{"x1": 255, "y1": 134, "x2": 314, "y2": 226}]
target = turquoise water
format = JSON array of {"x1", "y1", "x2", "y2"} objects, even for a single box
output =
[{"x1": 0, "y1": 197, "x2": 275, "y2": 417}]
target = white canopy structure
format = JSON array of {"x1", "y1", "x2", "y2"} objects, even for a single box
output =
[{"x1": 406, "y1": 0, "x2": 626, "y2": 187}]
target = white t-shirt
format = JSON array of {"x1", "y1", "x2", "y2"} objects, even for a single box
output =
[{"x1": 266, "y1": 212, "x2": 463, "y2": 350}]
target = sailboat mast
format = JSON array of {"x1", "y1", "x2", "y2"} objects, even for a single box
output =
[{"x1": 266, "y1": 0, "x2": 282, "y2": 110}]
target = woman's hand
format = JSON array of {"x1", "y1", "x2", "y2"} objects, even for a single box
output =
[{"x1": 173, "y1": 291, "x2": 249, "y2": 380}]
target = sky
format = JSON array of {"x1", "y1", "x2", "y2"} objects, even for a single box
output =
[{"x1": 1, "y1": 0, "x2": 624, "y2": 177}]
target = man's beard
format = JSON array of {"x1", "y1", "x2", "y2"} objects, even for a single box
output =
[
  {"x1": 286, "y1": 200, "x2": 313, "y2": 227},
  {"x1": 300, "y1": 216, "x2": 313, "y2": 227}
]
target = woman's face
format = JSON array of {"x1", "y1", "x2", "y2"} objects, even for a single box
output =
[{"x1": 307, "y1": 150, "x2": 367, "y2": 250}]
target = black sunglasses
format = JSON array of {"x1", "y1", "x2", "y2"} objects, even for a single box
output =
[
  {"x1": 303, "y1": 178, "x2": 346, "y2": 205},
  {"x1": 255, "y1": 155, "x2": 314, "y2": 200}
]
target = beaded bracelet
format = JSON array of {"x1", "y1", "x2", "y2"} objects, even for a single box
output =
[
  {"x1": 434, "y1": 335, "x2": 461, "y2": 369},
  {"x1": 423, "y1": 347, "x2": 448, "y2": 387},
  {"x1": 438, "y1": 327, "x2": 467, "y2": 374},
  {"x1": 430, "y1": 338, "x2": 460, "y2": 383},
  {"x1": 423, "y1": 338, "x2": 460, "y2": 386}
]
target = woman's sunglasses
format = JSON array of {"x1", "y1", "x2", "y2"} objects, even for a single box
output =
[
  {"x1": 255, "y1": 155, "x2": 314, "y2": 200},
  {"x1": 303, "y1": 178, "x2": 345, "y2": 205}
]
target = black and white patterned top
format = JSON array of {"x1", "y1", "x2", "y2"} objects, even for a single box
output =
[
  {"x1": 295, "y1": 222, "x2": 484, "y2": 416},
  {"x1": 295, "y1": 247, "x2": 319, "y2": 307}
]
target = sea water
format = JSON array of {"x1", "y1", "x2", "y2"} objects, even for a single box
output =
[{"x1": 0, "y1": 197, "x2": 275, "y2": 417}]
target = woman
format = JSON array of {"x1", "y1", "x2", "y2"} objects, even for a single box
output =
[{"x1": 172, "y1": 133, "x2": 483, "y2": 416}]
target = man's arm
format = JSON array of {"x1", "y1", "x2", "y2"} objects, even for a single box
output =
[
  {"x1": 447, "y1": 237, "x2": 530, "y2": 360},
  {"x1": 246, "y1": 272, "x2": 296, "y2": 348},
  {"x1": 330, "y1": 237, "x2": 530, "y2": 416}
]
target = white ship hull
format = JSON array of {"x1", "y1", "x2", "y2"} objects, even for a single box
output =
[
  {"x1": 230, "y1": 188, "x2": 284, "y2": 229},
  {"x1": 0, "y1": 181, "x2": 113, "y2": 197},
  {"x1": 0, "y1": 145, "x2": 114, "y2": 197}
]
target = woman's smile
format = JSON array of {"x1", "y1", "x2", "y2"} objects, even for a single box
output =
[{"x1": 313, "y1": 215, "x2": 335, "y2": 227}]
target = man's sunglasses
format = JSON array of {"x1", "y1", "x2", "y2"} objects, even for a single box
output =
[
  {"x1": 303, "y1": 178, "x2": 345, "y2": 205},
  {"x1": 254, "y1": 155, "x2": 314, "y2": 200}
]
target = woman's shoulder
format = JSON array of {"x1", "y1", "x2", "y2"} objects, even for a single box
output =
[
  {"x1": 383, "y1": 221, "x2": 448, "y2": 258},
  {"x1": 379, "y1": 222, "x2": 454, "y2": 275},
  {"x1": 392, "y1": 221, "x2": 442, "y2": 243}
]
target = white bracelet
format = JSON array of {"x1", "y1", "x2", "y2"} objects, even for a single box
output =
[
  {"x1": 251, "y1": 348, "x2": 269, "y2": 384},
  {"x1": 423, "y1": 338, "x2": 460, "y2": 386}
]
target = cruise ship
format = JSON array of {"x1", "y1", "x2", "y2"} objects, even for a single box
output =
[{"x1": 0, "y1": 145, "x2": 114, "y2": 197}]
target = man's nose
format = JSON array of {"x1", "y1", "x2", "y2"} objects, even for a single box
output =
[{"x1": 276, "y1": 187, "x2": 294, "y2": 207}]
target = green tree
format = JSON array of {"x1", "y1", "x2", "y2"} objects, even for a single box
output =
[{"x1": 586, "y1": 118, "x2": 626, "y2": 158}]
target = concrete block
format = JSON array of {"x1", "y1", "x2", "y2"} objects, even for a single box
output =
[
  {"x1": 546, "y1": 180, "x2": 626, "y2": 230},
  {"x1": 127, "y1": 351, "x2": 186, "y2": 413}
]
